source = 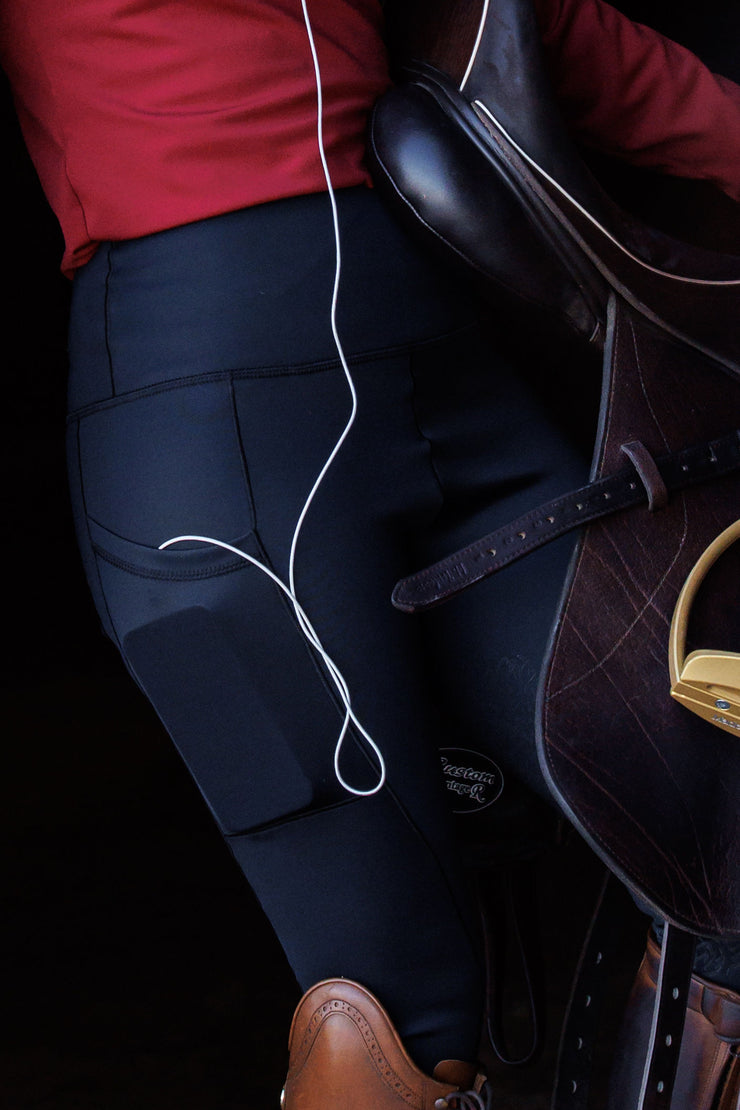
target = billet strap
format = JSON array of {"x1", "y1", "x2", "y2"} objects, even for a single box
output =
[
  {"x1": 552, "y1": 874, "x2": 697, "y2": 1110},
  {"x1": 392, "y1": 430, "x2": 740, "y2": 612},
  {"x1": 552, "y1": 871, "x2": 630, "y2": 1110},
  {"x1": 636, "y1": 924, "x2": 697, "y2": 1110}
]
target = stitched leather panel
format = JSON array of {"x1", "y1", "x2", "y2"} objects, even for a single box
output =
[{"x1": 538, "y1": 297, "x2": 740, "y2": 936}]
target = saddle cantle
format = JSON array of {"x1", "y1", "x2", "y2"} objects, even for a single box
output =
[
  {"x1": 370, "y1": 0, "x2": 740, "y2": 366},
  {"x1": 368, "y1": 0, "x2": 740, "y2": 942}
]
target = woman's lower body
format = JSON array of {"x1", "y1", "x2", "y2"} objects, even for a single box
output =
[{"x1": 64, "y1": 185, "x2": 596, "y2": 1072}]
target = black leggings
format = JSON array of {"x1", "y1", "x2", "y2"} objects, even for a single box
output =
[{"x1": 66, "y1": 187, "x2": 589, "y2": 1070}]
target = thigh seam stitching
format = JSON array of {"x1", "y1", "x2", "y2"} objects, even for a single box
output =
[{"x1": 66, "y1": 324, "x2": 478, "y2": 421}]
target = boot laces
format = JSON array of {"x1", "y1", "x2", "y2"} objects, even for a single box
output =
[{"x1": 438, "y1": 1083, "x2": 494, "y2": 1110}]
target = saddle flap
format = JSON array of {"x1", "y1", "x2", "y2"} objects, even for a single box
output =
[{"x1": 536, "y1": 295, "x2": 740, "y2": 937}]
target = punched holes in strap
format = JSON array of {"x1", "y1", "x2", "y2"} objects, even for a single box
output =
[
  {"x1": 637, "y1": 924, "x2": 697, "y2": 1110},
  {"x1": 392, "y1": 430, "x2": 740, "y2": 611},
  {"x1": 551, "y1": 878, "x2": 697, "y2": 1110},
  {"x1": 551, "y1": 872, "x2": 629, "y2": 1110}
]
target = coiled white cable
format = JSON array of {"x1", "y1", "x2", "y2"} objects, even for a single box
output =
[{"x1": 160, "y1": 0, "x2": 386, "y2": 797}]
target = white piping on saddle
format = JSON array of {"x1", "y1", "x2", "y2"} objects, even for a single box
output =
[
  {"x1": 459, "y1": 0, "x2": 491, "y2": 92},
  {"x1": 473, "y1": 98, "x2": 740, "y2": 288},
  {"x1": 636, "y1": 921, "x2": 672, "y2": 1110}
]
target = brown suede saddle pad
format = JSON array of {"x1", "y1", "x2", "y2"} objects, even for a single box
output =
[{"x1": 368, "y1": 0, "x2": 740, "y2": 940}]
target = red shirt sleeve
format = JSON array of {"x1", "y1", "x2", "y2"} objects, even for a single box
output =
[{"x1": 534, "y1": 0, "x2": 740, "y2": 201}]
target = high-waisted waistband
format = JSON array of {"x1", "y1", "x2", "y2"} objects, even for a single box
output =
[{"x1": 67, "y1": 187, "x2": 478, "y2": 412}]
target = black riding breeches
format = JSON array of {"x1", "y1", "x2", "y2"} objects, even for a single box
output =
[{"x1": 66, "y1": 186, "x2": 588, "y2": 1070}]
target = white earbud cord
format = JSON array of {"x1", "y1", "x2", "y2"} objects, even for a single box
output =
[{"x1": 160, "y1": 0, "x2": 386, "y2": 797}]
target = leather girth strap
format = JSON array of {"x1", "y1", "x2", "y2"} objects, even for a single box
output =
[
  {"x1": 553, "y1": 874, "x2": 697, "y2": 1110},
  {"x1": 392, "y1": 424, "x2": 740, "y2": 613}
]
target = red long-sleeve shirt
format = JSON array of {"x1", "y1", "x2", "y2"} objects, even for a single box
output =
[
  {"x1": 1, "y1": 0, "x2": 738, "y2": 276},
  {"x1": 0, "y1": 0, "x2": 390, "y2": 274},
  {"x1": 536, "y1": 0, "x2": 740, "y2": 199}
]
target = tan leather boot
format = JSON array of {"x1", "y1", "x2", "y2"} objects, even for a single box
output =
[
  {"x1": 607, "y1": 933, "x2": 740, "y2": 1110},
  {"x1": 280, "y1": 978, "x2": 491, "y2": 1109}
]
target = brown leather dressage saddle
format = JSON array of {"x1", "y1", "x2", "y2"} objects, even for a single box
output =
[{"x1": 367, "y1": 0, "x2": 740, "y2": 1105}]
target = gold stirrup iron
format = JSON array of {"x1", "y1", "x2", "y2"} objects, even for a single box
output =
[{"x1": 669, "y1": 520, "x2": 740, "y2": 735}]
